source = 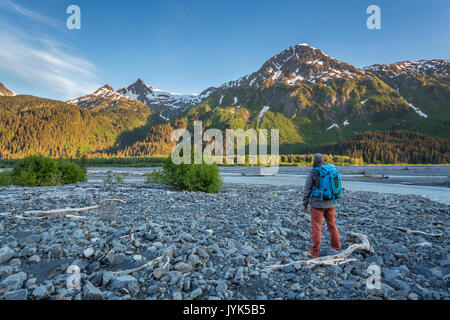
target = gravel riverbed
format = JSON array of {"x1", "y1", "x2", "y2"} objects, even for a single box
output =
[{"x1": 0, "y1": 183, "x2": 449, "y2": 300}]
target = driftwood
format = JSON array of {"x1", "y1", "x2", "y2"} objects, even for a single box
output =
[
  {"x1": 6, "y1": 215, "x2": 45, "y2": 220},
  {"x1": 393, "y1": 226, "x2": 443, "y2": 238},
  {"x1": 338, "y1": 212, "x2": 362, "y2": 216},
  {"x1": 24, "y1": 206, "x2": 99, "y2": 215},
  {"x1": 64, "y1": 215, "x2": 88, "y2": 219},
  {"x1": 113, "y1": 255, "x2": 170, "y2": 276},
  {"x1": 267, "y1": 232, "x2": 370, "y2": 270},
  {"x1": 101, "y1": 198, "x2": 127, "y2": 204},
  {"x1": 362, "y1": 216, "x2": 443, "y2": 238}
]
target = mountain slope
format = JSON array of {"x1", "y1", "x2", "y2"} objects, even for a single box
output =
[
  {"x1": 117, "y1": 79, "x2": 215, "y2": 121},
  {"x1": 177, "y1": 43, "x2": 428, "y2": 151},
  {"x1": 0, "y1": 44, "x2": 448, "y2": 161},
  {"x1": 364, "y1": 59, "x2": 450, "y2": 138},
  {"x1": 0, "y1": 92, "x2": 157, "y2": 158},
  {"x1": 0, "y1": 83, "x2": 16, "y2": 96}
]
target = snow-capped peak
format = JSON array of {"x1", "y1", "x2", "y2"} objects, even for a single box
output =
[
  {"x1": 218, "y1": 43, "x2": 363, "y2": 89},
  {"x1": 117, "y1": 79, "x2": 214, "y2": 120},
  {"x1": 363, "y1": 59, "x2": 449, "y2": 78},
  {"x1": 67, "y1": 84, "x2": 134, "y2": 108}
]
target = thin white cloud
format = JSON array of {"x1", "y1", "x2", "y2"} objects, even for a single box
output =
[
  {"x1": 0, "y1": 0, "x2": 60, "y2": 27},
  {"x1": 0, "y1": 1, "x2": 99, "y2": 100},
  {"x1": 0, "y1": 29, "x2": 99, "y2": 99}
]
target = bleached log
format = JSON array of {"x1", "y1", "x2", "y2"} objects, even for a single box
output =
[
  {"x1": 267, "y1": 232, "x2": 370, "y2": 270},
  {"x1": 101, "y1": 198, "x2": 127, "y2": 204},
  {"x1": 338, "y1": 212, "x2": 361, "y2": 216},
  {"x1": 113, "y1": 255, "x2": 170, "y2": 276},
  {"x1": 24, "y1": 206, "x2": 99, "y2": 215},
  {"x1": 64, "y1": 215, "x2": 88, "y2": 219},
  {"x1": 6, "y1": 215, "x2": 45, "y2": 220},
  {"x1": 394, "y1": 227, "x2": 443, "y2": 238}
]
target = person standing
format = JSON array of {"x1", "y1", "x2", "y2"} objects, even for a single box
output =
[{"x1": 302, "y1": 153, "x2": 341, "y2": 258}]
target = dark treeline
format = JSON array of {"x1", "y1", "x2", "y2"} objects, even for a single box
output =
[{"x1": 302, "y1": 130, "x2": 449, "y2": 164}]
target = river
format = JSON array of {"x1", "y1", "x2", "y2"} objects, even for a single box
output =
[{"x1": 82, "y1": 165, "x2": 450, "y2": 205}]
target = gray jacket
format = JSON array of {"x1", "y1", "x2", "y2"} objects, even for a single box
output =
[{"x1": 302, "y1": 164, "x2": 334, "y2": 209}]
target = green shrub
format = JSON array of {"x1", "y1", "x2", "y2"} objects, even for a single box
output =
[
  {"x1": 183, "y1": 163, "x2": 223, "y2": 193},
  {"x1": 58, "y1": 160, "x2": 87, "y2": 184},
  {"x1": 1, "y1": 155, "x2": 86, "y2": 186},
  {"x1": 0, "y1": 170, "x2": 14, "y2": 185},
  {"x1": 146, "y1": 157, "x2": 223, "y2": 193},
  {"x1": 103, "y1": 172, "x2": 125, "y2": 183},
  {"x1": 103, "y1": 172, "x2": 113, "y2": 183}
]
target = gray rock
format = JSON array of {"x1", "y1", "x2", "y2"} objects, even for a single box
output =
[
  {"x1": 412, "y1": 265, "x2": 431, "y2": 277},
  {"x1": 172, "y1": 291, "x2": 183, "y2": 300},
  {"x1": 102, "y1": 271, "x2": 114, "y2": 286},
  {"x1": 83, "y1": 281, "x2": 104, "y2": 300},
  {"x1": 8, "y1": 259, "x2": 21, "y2": 267},
  {"x1": 216, "y1": 281, "x2": 227, "y2": 293},
  {"x1": 0, "y1": 266, "x2": 16, "y2": 279},
  {"x1": 339, "y1": 280, "x2": 360, "y2": 289},
  {"x1": 147, "y1": 284, "x2": 159, "y2": 295},
  {"x1": 0, "y1": 246, "x2": 14, "y2": 265},
  {"x1": 188, "y1": 254, "x2": 200, "y2": 267},
  {"x1": 28, "y1": 255, "x2": 41, "y2": 263},
  {"x1": 153, "y1": 268, "x2": 166, "y2": 280},
  {"x1": 408, "y1": 292, "x2": 419, "y2": 300},
  {"x1": 233, "y1": 267, "x2": 244, "y2": 285},
  {"x1": 190, "y1": 288, "x2": 203, "y2": 300},
  {"x1": 112, "y1": 253, "x2": 126, "y2": 265},
  {"x1": 290, "y1": 283, "x2": 301, "y2": 292},
  {"x1": 109, "y1": 275, "x2": 139, "y2": 296},
  {"x1": 83, "y1": 247, "x2": 95, "y2": 259},
  {"x1": 366, "y1": 256, "x2": 383, "y2": 266},
  {"x1": 1, "y1": 272, "x2": 27, "y2": 291},
  {"x1": 32, "y1": 284, "x2": 54, "y2": 300},
  {"x1": 3, "y1": 289, "x2": 28, "y2": 300},
  {"x1": 165, "y1": 245, "x2": 176, "y2": 258},
  {"x1": 174, "y1": 262, "x2": 192, "y2": 273}
]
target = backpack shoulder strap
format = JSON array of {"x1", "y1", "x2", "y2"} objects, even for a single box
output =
[{"x1": 313, "y1": 165, "x2": 328, "y2": 176}]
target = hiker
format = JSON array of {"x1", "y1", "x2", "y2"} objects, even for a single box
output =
[{"x1": 303, "y1": 153, "x2": 342, "y2": 258}]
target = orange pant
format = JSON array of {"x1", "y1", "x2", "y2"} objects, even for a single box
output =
[{"x1": 310, "y1": 207, "x2": 341, "y2": 257}]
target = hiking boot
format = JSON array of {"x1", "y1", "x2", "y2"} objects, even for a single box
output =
[{"x1": 304, "y1": 251, "x2": 319, "y2": 259}]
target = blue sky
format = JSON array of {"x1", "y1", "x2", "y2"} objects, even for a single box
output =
[{"x1": 0, "y1": 0, "x2": 449, "y2": 100}]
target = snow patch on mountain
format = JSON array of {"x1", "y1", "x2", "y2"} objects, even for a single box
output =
[
  {"x1": 409, "y1": 103, "x2": 428, "y2": 118},
  {"x1": 327, "y1": 123, "x2": 339, "y2": 130},
  {"x1": 258, "y1": 106, "x2": 270, "y2": 126}
]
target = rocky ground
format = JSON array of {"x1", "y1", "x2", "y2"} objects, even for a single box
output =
[{"x1": 0, "y1": 183, "x2": 448, "y2": 300}]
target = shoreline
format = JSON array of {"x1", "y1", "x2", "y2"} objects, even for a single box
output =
[{"x1": 0, "y1": 183, "x2": 448, "y2": 300}]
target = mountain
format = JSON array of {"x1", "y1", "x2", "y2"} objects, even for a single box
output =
[
  {"x1": 0, "y1": 44, "x2": 448, "y2": 162},
  {"x1": 0, "y1": 89, "x2": 158, "y2": 158},
  {"x1": 219, "y1": 43, "x2": 364, "y2": 89},
  {"x1": 68, "y1": 84, "x2": 141, "y2": 109},
  {"x1": 0, "y1": 83, "x2": 16, "y2": 96},
  {"x1": 179, "y1": 43, "x2": 426, "y2": 151},
  {"x1": 117, "y1": 79, "x2": 215, "y2": 121},
  {"x1": 363, "y1": 59, "x2": 450, "y2": 137}
]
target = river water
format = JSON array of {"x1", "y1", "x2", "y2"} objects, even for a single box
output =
[{"x1": 83, "y1": 166, "x2": 450, "y2": 205}]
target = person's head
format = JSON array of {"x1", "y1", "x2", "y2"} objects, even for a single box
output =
[{"x1": 313, "y1": 153, "x2": 325, "y2": 166}]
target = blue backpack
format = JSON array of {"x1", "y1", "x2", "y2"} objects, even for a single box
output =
[{"x1": 311, "y1": 164, "x2": 342, "y2": 201}]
